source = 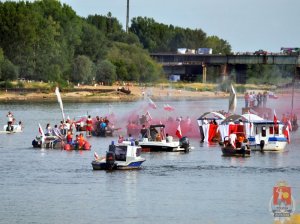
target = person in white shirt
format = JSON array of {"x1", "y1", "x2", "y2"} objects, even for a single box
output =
[{"x1": 229, "y1": 131, "x2": 237, "y2": 148}]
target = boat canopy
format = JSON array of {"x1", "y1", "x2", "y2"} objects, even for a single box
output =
[
  {"x1": 221, "y1": 113, "x2": 264, "y2": 124},
  {"x1": 197, "y1": 111, "x2": 226, "y2": 120}
]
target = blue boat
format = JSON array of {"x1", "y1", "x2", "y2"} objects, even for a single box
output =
[{"x1": 91, "y1": 141, "x2": 146, "y2": 170}]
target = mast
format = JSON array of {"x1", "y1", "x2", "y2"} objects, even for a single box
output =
[{"x1": 126, "y1": 0, "x2": 129, "y2": 33}]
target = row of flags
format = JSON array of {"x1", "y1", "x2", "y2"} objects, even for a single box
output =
[{"x1": 148, "y1": 97, "x2": 174, "y2": 111}]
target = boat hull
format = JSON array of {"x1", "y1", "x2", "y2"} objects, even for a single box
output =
[
  {"x1": 91, "y1": 160, "x2": 144, "y2": 170},
  {"x1": 221, "y1": 146, "x2": 250, "y2": 157},
  {"x1": 248, "y1": 137, "x2": 287, "y2": 151}
]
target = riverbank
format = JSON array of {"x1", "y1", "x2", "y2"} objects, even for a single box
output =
[{"x1": 0, "y1": 85, "x2": 230, "y2": 102}]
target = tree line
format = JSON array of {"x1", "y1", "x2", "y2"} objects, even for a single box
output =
[{"x1": 0, "y1": 0, "x2": 250, "y2": 87}]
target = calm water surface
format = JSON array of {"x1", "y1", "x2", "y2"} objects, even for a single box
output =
[{"x1": 0, "y1": 98, "x2": 300, "y2": 224}]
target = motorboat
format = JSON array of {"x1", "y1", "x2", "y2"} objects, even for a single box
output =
[
  {"x1": 91, "y1": 141, "x2": 145, "y2": 170},
  {"x1": 138, "y1": 124, "x2": 191, "y2": 152},
  {"x1": 220, "y1": 124, "x2": 251, "y2": 157},
  {"x1": 219, "y1": 114, "x2": 288, "y2": 152},
  {"x1": 247, "y1": 121, "x2": 288, "y2": 152}
]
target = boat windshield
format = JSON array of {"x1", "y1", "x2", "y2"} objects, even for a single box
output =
[{"x1": 115, "y1": 146, "x2": 127, "y2": 161}]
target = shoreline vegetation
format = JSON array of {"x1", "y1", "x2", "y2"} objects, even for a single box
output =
[{"x1": 0, "y1": 81, "x2": 283, "y2": 103}]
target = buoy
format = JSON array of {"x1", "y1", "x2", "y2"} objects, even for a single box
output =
[
  {"x1": 84, "y1": 142, "x2": 91, "y2": 150},
  {"x1": 64, "y1": 144, "x2": 71, "y2": 151}
]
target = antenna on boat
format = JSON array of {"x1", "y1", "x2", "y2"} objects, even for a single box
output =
[{"x1": 126, "y1": 0, "x2": 129, "y2": 33}]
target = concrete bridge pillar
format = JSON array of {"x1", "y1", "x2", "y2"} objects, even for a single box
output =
[
  {"x1": 202, "y1": 63, "x2": 207, "y2": 83},
  {"x1": 221, "y1": 64, "x2": 228, "y2": 81}
]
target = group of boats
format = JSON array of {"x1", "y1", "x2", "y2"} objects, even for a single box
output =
[
  {"x1": 197, "y1": 110, "x2": 293, "y2": 157},
  {"x1": 2, "y1": 85, "x2": 297, "y2": 170}
]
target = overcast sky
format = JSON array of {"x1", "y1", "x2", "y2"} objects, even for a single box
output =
[{"x1": 8, "y1": 0, "x2": 300, "y2": 52}]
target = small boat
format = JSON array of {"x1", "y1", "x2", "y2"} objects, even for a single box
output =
[
  {"x1": 117, "y1": 87, "x2": 131, "y2": 94},
  {"x1": 1, "y1": 124, "x2": 23, "y2": 134},
  {"x1": 221, "y1": 130, "x2": 251, "y2": 157},
  {"x1": 91, "y1": 141, "x2": 145, "y2": 170},
  {"x1": 138, "y1": 124, "x2": 191, "y2": 152},
  {"x1": 32, "y1": 135, "x2": 64, "y2": 149}
]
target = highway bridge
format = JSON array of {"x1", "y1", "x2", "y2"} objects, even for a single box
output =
[{"x1": 150, "y1": 53, "x2": 300, "y2": 82}]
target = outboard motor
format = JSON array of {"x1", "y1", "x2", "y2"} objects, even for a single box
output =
[
  {"x1": 109, "y1": 141, "x2": 116, "y2": 153},
  {"x1": 180, "y1": 136, "x2": 190, "y2": 153},
  {"x1": 106, "y1": 151, "x2": 115, "y2": 170},
  {"x1": 259, "y1": 140, "x2": 265, "y2": 153}
]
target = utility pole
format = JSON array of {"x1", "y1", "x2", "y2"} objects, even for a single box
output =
[{"x1": 126, "y1": 0, "x2": 129, "y2": 33}]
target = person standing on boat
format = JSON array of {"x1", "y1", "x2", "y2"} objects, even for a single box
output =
[
  {"x1": 7, "y1": 111, "x2": 14, "y2": 125},
  {"x1": 140, "y1": 125, "x2": 148, "y2": 138},
  {"x1": 229, "y1": 131, "x2": 237, "y2": 148},
  {"x1": 86, "y1": 115, "x2": 93, "y2": 136}
]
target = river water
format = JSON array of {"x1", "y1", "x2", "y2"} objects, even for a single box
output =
[{"x1": 0, "y1": 97, "x2": 300, "y2": 224}]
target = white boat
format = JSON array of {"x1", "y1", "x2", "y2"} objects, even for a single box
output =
[
  {"x1": 138, "y1": 124, "x2": 191, "y2": 152},
  {"x1": 219, "y1": 114, "x2": 288, "y2": 152},
  {"x1": 1, "y1": 124, "x2": 23, "y2": 134},
  {"x1": 247, "y1": 121, "x2": 288, "y2": 152},
  {"x1": 91, "y1": 141, "x2": 146, "y2": 170}
]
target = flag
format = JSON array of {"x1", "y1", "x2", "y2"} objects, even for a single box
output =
[
  {"x1": 176, "y1": 123, "x2": 182, "y2": 139},
  {"x1": 228, "y1": 84, "x2": 237, "y2": 113},
  {"x1": 273, "y1": 109, "x2": 278, "y2": 126},
  {"x1": 287, "y1": 119, "x2": 292, "y2": 131},
  {"x1": 55, "y1": 87, "x2": 65, "y2": 121},
  {"x1": 163, "y1": 104, "x2": 175, "y2": 111},
  {"x1": 283, "y1": 126, "x2": 290, "y2": 144},
  {"x1": 94, "y1": 152, "x2": 99, "y2": 160},
  {"x1": 146, "y1": 111, "x2": 152, "y2": 121},
  {"x1": 148, "y1": 97, "x2": 157, "y2": 109},
  {"x1": 38, "y1": 123, "x2": 45, "y2": 137}
]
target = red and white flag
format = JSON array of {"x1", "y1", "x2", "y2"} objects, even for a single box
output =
[
  {"x1": 273, "y1": 109, "x2": 278, "y2": 126},
  {"x1": 38, "y1": 123, "x2": 45, "y2": 137},
  {"x1": 283, "y1": 126, "x2": 290, "y2": 144},
  {"x1": 176, "y1": 123, "x2": 182, "y2": 139},
  {"x1": 287, "y1": 119, "x2": 292, "y2": 131},
  {"x1": 148, "y1": 97, "x2": 157, "y2": 109},
  {"x1": 94, "y1": 152, "x2": 99, "y2": 160},
  {"x1": 163, "y1": 104, "x2": 174, "y2": 111}
]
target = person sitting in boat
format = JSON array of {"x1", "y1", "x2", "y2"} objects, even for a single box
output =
[
  {"x1": 86, "y1": 115, "x2": 93, "y2": 136},
  {"x1": 118, "y1": 135, "x2": 124, "y2": 143},
  {"x1": 45, "y1": 123, "x2": 53, "y2": 136},
  {"x1": 53, "y1": 125, "x2": 64, "y2": 139},
  {"x1": 229, "y1": 131, "x2": 237, "y2": 148},
  {"x1": 140, "y1": 125, "x2": 148, "y2": 138},
  {"x1": 77, "y1": 133, "x2": 85, "y2": 149},
  {"x1": 66, "y1": 130, "x2": 73, "y2": 144},
  {"x1": 166, "y1": 133, "x2": 173, "y2": 143},
  {"x1": 155, "y1": 133, "x2": 162, "y2": 141},
  {"x1": 126, "y1": 133, "x2": 134, "y2": 142}
]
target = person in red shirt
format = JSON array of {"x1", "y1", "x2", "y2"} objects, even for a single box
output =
[{"x1": 86, "y1": 115, "x2": 93, "y2": 136}]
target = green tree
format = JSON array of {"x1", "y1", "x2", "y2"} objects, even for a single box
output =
[
  {"x1": 72, "y1": 55, "x2": 94, "y2": 84},
  {"x1": 95, "y1": 60, "x2": 116, "y2": 85}
]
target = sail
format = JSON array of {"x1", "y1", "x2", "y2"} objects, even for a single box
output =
[
  {"x1": 228, "y1": 84, "x2": 237, "y2": 113},
  {"x1": 55, "y1": 87, "x2": 65, "y2": 122}
]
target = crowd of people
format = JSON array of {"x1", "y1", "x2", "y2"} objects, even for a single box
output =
[{"x1": 244, "y1": 91, "x2": 268, "y2": 108}]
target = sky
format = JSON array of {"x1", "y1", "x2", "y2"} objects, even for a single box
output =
[{"x1": 6, "y1": 0, "x2": 300, "y2": 53}]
